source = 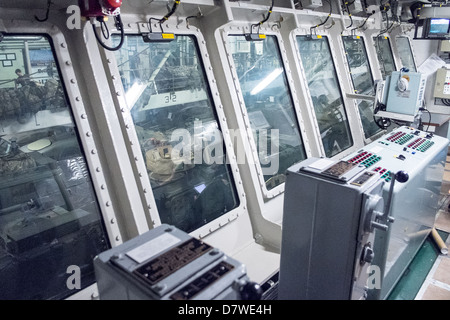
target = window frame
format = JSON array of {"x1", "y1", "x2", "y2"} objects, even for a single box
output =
[
  {"x1": 340, "y1": 34, "x2": 384, "y2": 141},
  {"x1": 372, "y1": 35, "x2": 398, "y2": 80},
  {"x1": 103, "y1": 22, "x2": 248, "y2": 239},
  {"x1": 0, "y1": 23, "x2": 120, "y2": 300},
  {"x1": 291, "y1": 28, "x2": 357, "y2": 159},
  {"x1": 395, "y1": 36, "x2": 417, "y2": 72},
  {"x1": 220, "y1": 26, "x2": 311, "y2": 200}
]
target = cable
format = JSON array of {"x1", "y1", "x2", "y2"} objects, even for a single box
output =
[
  {"x1": 159, "y1": 0, "x2": 181, "y2": 24},
  {"x1": 35, "y1": 0, "x2": 52, "y2": 22},
  {"x1": 373, "y1": 102, "x2": 391, "y2": 130},
  {"x1": 250, "y1": 0, "x2": 274, "y2": 35},
  {"x1": 148, "y1": 0, "x2": 181, "y2": 33},
  {"x1": 342, "y1": 0, "x2": 353, "y2": 29},
  {"x1": 310, "y1": 0, "x2": 332, "y2": 36},
  {"x1": 419, "y1": 107, "x2": 431, "y2": 132},
  {"x1": 349, "y1": 10, "x2": 375, "y2": 34},
  {"x1": 92, "y1": 15, "x2": 124, "y2": 51}
]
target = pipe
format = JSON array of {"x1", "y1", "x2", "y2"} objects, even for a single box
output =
[{"x1": 431, "y1": 227, "x2": 448, "y2": 255}]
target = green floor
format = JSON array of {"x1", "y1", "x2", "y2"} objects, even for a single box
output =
[{"x1": 387, "y1": 230, "x2": 449, "y2": 300}]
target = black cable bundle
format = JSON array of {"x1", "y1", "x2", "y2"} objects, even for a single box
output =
[
  {"x1": 250, "y1": 0, "x2": 275, "y2": 35},
  {"x1": 92, "y1": 14, "x2": 125, "y2": 51}
]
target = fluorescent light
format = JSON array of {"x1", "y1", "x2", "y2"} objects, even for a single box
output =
[
  {"x1": 125, "y1": 82, "x2": 147, "y2": 109},
  {"x1": 251, "y1": 68, "x2": 283, "y2": 95}
]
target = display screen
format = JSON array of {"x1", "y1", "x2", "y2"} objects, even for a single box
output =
[{"x1": 429, "y1": 18, "x2": 450, "y2": 34}]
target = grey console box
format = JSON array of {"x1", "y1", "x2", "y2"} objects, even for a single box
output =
[
  {"x1": 279, "y1": 157, "x2": 385, "y2": 300},
  {"x1": 94, "y1": 224, "x2": 251, "y2": 300}
]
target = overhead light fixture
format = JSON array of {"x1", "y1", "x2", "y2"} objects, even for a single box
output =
[
  {"x1": 245, "y1": 33, "x2": 266, "y2": 41},
  {"x1": 142, "y1": 32, "x2": 175, "y2": 42}
]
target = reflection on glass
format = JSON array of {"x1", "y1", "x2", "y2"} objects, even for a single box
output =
[
  {"x1": 0, "y1": 36, "x2": 109, "y2": 299},
  {"x1": 373, "y1": 36, "x2": 396, "y2": 79},
  {"x1": 113, "y1": 35, "x2": 239, "y2": 232},
  {"x1": 297, "y1": 36, "x2": 353, "y2": 157},
  {"x1": 228, "y1": 35, "x2": 306, "y2": 190},
  {"x1": 342, "y1": 36, "x2": 382, "y2": 139},
  {"x1": 396, "y1": 37, "x2": 416, "y2": 72}
]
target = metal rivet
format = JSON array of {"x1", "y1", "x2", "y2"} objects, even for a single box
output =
[
  {"x1": 65, "y1": 61, "x2": 71, "y2": 66},
  {"x1": 91, "y1": 149, "x2": 96, "y2": 154},
  {"x1": 110, "y1": 218, "x2": 115, "y2": 224},
  {"x1": 70, "y1": 79, "x2": 76, "y2": 84},
  {"x1": 96, "y1": 167, "x2": 101, "y2": 172},
  {"x1": 81, "y1": 114, "x2": 87, "y2": 119}
]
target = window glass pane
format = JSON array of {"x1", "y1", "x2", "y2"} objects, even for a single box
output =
[
  {"x1": 0, "y1": 35, "x2": 110, "y2": 299},
  {"x1": 373, "y1": 36, "x2": 396, "y2": 79},
  {"x1": 342, "y1": 36, "x2": 382, "y2": 139},
  {"x1": 296, "y1": 36, "x2": 353, "y2": 157},
  {"x1": 395, "y1": 37, "x2": 416, "y2": 72},
  {"x1": 113, "y1": 35, "x2": 239, "y2": 233},
  {"x1": 228, "y1": 35, "x2": 307, "y2": 190}
]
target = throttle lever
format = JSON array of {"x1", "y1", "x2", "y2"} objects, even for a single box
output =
[{"x1": 382, "y1": 170, "x2": 409, "y2": 225}]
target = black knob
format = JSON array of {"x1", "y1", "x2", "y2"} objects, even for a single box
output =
[
  {"x1": 240, "y1": 282, "x2": 263, "y2": 300},
  {"x1": 395, "y1": 171, "x2": 409, "y2": 183}
]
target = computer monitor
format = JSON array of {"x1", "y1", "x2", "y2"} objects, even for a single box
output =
[{"x1": 424, "y1": 18, "x2": 450, "y2": 39}]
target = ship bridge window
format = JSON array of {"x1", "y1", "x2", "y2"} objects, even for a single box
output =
[
  {"x1": 342, "y1": 36, "x2": 382, "y2": 139},
  {"x1": 0, "y1": 35, "x2": 110, "y2": 299},
  {"x1": 373, "y1": 36, "x2": 396, "y2": 79},
  {"x1": 113, "y1": 34, "x2": 239, "y2": 233},
  {"x1": 296, "y1": 35, "x2": 353, "y2": 158},
  {"x1": 395, "y1": 37, "x2": 416, "y2": 72},
  {"x1": 228, "y1": 35, "x2": 307, "y2": 191}
]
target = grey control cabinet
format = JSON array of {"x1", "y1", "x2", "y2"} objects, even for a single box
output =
[
  {"x1": 278, "y1": 158, "x2": 385, "y2": 300},
  {"x1": 94, "y1": 224, "x2": 253, "y2": 300}
]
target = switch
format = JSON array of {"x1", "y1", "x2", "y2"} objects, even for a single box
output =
[{"x1": 361, "y1": 244, "x2": 375, "y2": 264}]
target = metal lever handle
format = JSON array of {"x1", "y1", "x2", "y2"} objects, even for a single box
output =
[{"x1": 382, "y1": 170, "x2": 409, "y2": 224}]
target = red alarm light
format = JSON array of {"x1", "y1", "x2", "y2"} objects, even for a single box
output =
[{"x1": 102, "y1": 0, "x2": 122, "y2": 10}]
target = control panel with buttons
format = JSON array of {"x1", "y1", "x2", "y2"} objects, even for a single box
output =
[{"x1": 342, "y1": 126, "x2": 449, "y2": 300}]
